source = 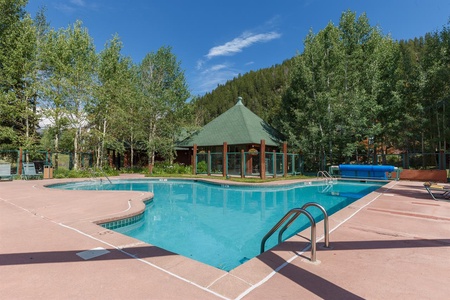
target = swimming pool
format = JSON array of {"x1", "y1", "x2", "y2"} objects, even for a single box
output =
[{"x1": 51, "y1": 179, "x2": 384, "y2": 271}]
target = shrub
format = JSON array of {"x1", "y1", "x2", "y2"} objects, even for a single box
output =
[
  {"x1": 197, "y1": 161, "x2": 207, "y2": 174},
  {"x1": 149, "y1": 162, "x2": 192, "y2": 175}
]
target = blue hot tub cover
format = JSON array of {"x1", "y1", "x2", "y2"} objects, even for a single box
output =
[{"x1": 339, "y1": 164, "x2": 395, "y2": 180}]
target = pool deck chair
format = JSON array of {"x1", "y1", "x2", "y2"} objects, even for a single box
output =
[
  {"x1": 0, "y1": 163, "x2": 13, "y2": 181},
  {"x1": 423, "y1": 182, "x2": 450, "y2": 200},
  {"x1": 22, "y1": 162, "x2": 42, "y2": 180}
]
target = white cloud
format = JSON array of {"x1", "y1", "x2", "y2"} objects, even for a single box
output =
[
  {"x1": 193, "y1": 23, "x2": 282, "y2": 95},
  {"x1": 206, "y1": 31, "x2": 281, "y2": 59},
  {"x1": 206, "y1": 64, "x2": 227, "y2": 72},
  {"x1": 55, "y1": 0, "x2": 98, "y2": 13},
  {"x1": 70, "y1": 0, "x2": 86, "y2": 7},
  {"x1": 54, "y1": 3, "x2": 77, "y2": 14},
  {"x1": 192, "y1": 64, "x2": 239, "y2": 95}
]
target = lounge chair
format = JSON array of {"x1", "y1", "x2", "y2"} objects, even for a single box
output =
[
  {"x1": 0, "y1": 163, "x2": 13, "y2": 181},
  {"x1": 22, "y1": 162, "x2": 42, "y2": 180},
  {"x1": 423, "y1": 182, "x2": 450, "y2": 200}
]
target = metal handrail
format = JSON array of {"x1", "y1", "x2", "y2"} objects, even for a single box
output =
[
  {"x1": 278, "y1": 202, "x2": 330, "y2": 248},
  {"x1": 98, "y1": 168, "x2": 112, "y2": 184},
  {"x1": 260, "y1": 208, "x2": 317, "y2": 262},
  {"x1": 317, "y1": 170, "x2": 336, "y2": 183},
  {"x1": 88, "y1": 168, "x2": 112, "y2": 184},
  {"x1": 302, "y1": 203, "x2": 329, "y2": 248}
]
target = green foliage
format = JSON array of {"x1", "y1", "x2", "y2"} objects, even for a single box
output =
[
  {"x1": 196, "y1": 161, "x2": 207, "y2": 174},
  {"x1": 53, "y1": 168, "x2": 84, "y2": 179},
  {"x1": 1, "y1": 5, "x2": 449, "y2": 173},
  {"x1": 138, "y1": 46, "x2": 191, "y2": 165},
  {"x1": 120, "y1": 166, "x2": 147, "y2": 174},
  {"x1": 193, "y1": 59, "x2": 292, "y2": 127},
  {"x1": 53, "y1": 166, "x2": 119, "y2": 178},
  {"x1": 0, "y1": 0, "x2": 40, "y2": 149},
  {"x1": 279, "y1": 11, "x2": 450, "y2": 169},
  {"x1": 91, "y1": 35, "x2": 136, "y2": 168},
  {"x1": 149, "y1": 162, "x2": 192, "y2": 175}
]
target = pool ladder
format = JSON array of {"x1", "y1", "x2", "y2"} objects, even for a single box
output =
[
  {"x1": 88, "y1": 168, "x2": 112, "y2": 184},
  {"x1": 317, "y1": 170, "x2": 336, "y2": 184},
  {"x1": 260, "y1": 203, "x2": 330, "y2": 262}
]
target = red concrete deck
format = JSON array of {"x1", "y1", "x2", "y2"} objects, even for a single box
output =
[{"x1": 1, "y1": 177, "x2": 449, "y2": 299}]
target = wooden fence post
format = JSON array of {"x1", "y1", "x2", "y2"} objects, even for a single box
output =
[
  {"x1": 260, "y1": 140, "x2": 266, "y2": 179},
  {"x1": 223, "y1": 142, "x2": 227, "y2": 177}
]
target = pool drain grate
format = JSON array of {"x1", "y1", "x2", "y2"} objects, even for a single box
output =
[{"x1": 76, "y1": 247, "x2": 110, "y2": 260}]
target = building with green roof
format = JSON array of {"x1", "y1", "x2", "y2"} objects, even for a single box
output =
[
  {"x1": 177, "y1": 97, "x2": 283, "y2": 150},
  {"x1": 176, "y1": 97, "x2": 289, "y2": 178}
]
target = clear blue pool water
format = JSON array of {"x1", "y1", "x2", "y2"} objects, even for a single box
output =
[{"x1": 51, "y1": 179, "x2": 384, "y2": 271}]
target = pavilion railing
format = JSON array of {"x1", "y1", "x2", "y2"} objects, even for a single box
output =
[{"x1": 194, "y1": 151, "x2": 303, "y2": 178}]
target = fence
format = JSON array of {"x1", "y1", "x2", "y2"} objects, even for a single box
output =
[
  {"x1": 376, "y1": 152, "x2": 449, "y2": 170},
  {"x1": 195, "y1": 151, "x2": 449, "y2": 178},
  {"x1": 195, "y1": 151, "x2": 303, "y2": 178},
  {"x1": 308, "y1": 151, "x2": 449, "y2": 174},
  {"x1": 0, "y1": 149, "x2": 93, "y2": 175}
]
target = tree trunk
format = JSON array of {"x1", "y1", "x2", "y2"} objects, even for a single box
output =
[
  {"x1": 130, "y1": 133, "x2": 134, "y2": 169},
  {"x1": 100, "y1": 118, "x2": 107, "y2": 167},
  {"x1": 74, "y1": 127, "x2": 79, "y2": 170},
  {"x1": 148, "y1": 122, "x2": 157, "y2": 174},
  {"x1": 54, "y1": 131, "x2": 59, "y2": 169}
]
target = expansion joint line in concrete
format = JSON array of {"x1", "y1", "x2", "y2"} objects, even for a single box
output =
[
  {"x1": 0, "y1": 196, "x2": 230, "y2": 300},
  {"x1": 235, "y1": 181, "x2": 399, "y2": 300}
]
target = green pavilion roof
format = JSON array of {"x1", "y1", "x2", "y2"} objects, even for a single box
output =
[{"x1": 178, "y1": 98, "x2": 284, "y2": 147}]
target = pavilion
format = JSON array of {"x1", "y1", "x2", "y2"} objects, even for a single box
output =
[{"x1": 176, "y1": 97, "x2": 294, "y2": 178}]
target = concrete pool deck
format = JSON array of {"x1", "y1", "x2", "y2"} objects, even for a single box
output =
[{"x1": 1, "y1": 177, "x2": 450, "y2": 299}]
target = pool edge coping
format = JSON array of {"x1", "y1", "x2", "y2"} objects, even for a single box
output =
[{"x1": 39, "y1": 176, "x2": 393, "y2": 299}]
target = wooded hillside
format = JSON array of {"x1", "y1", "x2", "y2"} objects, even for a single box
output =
[{"x1": 192, "y1": 58, "x2": 293, "y2": 126}]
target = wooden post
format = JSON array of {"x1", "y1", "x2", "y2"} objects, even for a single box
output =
[
  {"x1": 18, "y1": 148, "x2": 23, "y2": 176},
  {"x1": 260, "y1": 140, "x2": 266, "y2": 179},
  {"x1": 223, "y1": 142, "x2": 228, "y2": 177},
  {"x1": 273, "y1": 150, "x2": 277, "y2": 178},
  {"x1": 246, "y1": 149, "x2": 253, "y2": 176},
  {"x1": 192, "y1": 144, "x2": 197, "y2": 175},
  {"x1": 283, "y1": 142, "x2": 288, "y2": 177},
  {"x1": 207, "y1": 150, "x2": 211, "y2": 176},
  {"x1": 241, "y1": 149, "x2": 245, "y2": 178}
]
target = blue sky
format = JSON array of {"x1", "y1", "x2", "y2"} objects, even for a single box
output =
[{"x1": 26, "y1": 0, "x2": 450, "y2": 96}]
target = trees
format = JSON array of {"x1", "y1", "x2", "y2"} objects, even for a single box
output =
[
  {"x1": 420, "y1": 26, "x2": 450, "y2": 154},
  {"x1": 40, "y1": 21, "x2": 97, "y2": 169},
  {"x1": 138, "y1": 46, "x2": 190, "y2": 170},
  {"x1": 93, "y1": 35, "x2": 136, "y2": 168},
  {"x1": 280, "y1": 11, "x2": 450, "y2": 170},
  {"x1": 192, "y1": 59, "x2": 292, "y2": 126},
  {"x1": 0, "y1": 0, "x2": 39, "y2": 150},
  {"x1": 1, "y1": 4, "x2": 448, "y2": 172},
  {"x1": 280, "y1": 11, "x2": 398, "y2": 169}
]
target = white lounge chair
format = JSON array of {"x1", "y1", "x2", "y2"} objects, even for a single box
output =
[
  {"x1": 22, "y1": 162, "x2": 42, "y2": 180},
  {"x1": 0, "y1": 163, "x2": 13, "y2": 181}
]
